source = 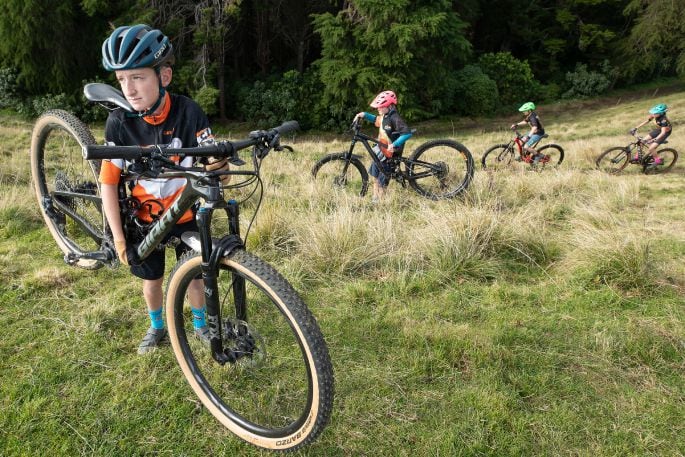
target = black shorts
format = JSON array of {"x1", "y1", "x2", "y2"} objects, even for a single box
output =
[
  {"x1": 649, "y1": 129, "x2": 671, "y2": 144},
  {"x1": 130, "y1": 220, "x2": 198, "y2": 280}
]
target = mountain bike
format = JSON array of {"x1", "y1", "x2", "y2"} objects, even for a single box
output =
[
  {"x1": 29, "y1": 83, "x2": 334, "y2": 451},
  {"x1": 481, "y1": 127, "x2": 564, "y2": 171},
  {"x1": 312, "y1": 119, "x2": 474, "y2": 199},
  {"x1": 595, "y1": 132, "x2": 678, "y2": 174}
]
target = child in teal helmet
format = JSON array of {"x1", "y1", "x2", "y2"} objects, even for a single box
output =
[
  {"x1": 99, "y1": 24, "x2": 227, "y2": 354},
  {"x1": 629, "y1": 103, "x2": 672, "y2": 168},
  {"x1": 511, "y1": 102, "x2": 545, "y2": 163}
]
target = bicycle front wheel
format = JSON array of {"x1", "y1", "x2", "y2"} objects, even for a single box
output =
[
  {"x1": 481, "y1": 144, "x2": 514, "y2": 171},
  {"x1": 407, "y1": 139, "x2": 474, "y2": 199},
  {"x1": 596, "y1": 147, "x2": 629, "y2": 174},
  {"x1": 644, "y1": 148, "x2": 678, "y2": 174},
  {"x1": 536, "y1": 144, "x2": 564, "y2": 169},
  {"x1": 311, "y1": 152, "x2": 369, "y2": 196},
  {"x1": 30, "y1": 109, "x2": 107, "y2": 269},
  {"x1": 166, "y1": 250, "x2": 334, "y2": 451}
]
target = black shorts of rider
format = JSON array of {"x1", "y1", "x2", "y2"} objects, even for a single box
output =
[
  {"x1": 130, "y1": 220, "x2": 199, "y2": 280},
  {"x1": 648, "y1": 129, "x2": 671, "y2": 144},
  {"x1": 369, "y1": 161, "x2": 395, "y2": 188}
]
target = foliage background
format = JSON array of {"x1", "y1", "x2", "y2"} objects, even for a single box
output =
[{"x1": 1, "y1": 0, "x2": 684, "y2": 127}]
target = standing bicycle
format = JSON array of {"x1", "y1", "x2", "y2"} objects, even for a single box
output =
[
  {"x1": 595, "y1": 130, "x2": 677, "y2": 174},
  {"x1": 29, "y1": 21, "x2": 333, "y2": 452},
  {"x1": 312, "y1": 119, "x2": 474, "y2": 200},
  {"x1": 30, "y1": 103, "x2": 333, "y2": 451}
]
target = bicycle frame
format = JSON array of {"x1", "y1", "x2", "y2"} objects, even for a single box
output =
[
  {"x1": 83, "y1": 126, "x2": 294, "y2": 365},
  {"x1": 344, "y1": 122, "x2": 435, "y2": 184}
]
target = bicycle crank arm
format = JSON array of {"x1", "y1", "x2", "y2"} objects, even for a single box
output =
[{"x1": 64, "y1": 249, "x2": 114, "y2": 265}]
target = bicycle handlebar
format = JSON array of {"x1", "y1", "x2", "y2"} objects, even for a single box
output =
[{"x1": 82, "y1": 120, "x2": 299, "y2": 162}]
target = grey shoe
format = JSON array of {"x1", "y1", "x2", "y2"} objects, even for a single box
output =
[
  {"x1": 194, "y1": 326, "x2": 211, "y2": 345},
  {"x1": 137, "y1": 327, "x2": 168, "y2": 354}
]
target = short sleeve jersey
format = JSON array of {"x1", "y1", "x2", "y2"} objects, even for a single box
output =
[
  {"x1": 99, "y1": 93, "x2": 213, "y2": 223},
  {"x1": 374, "y1": 108, "x2": 411, "y2": 156},
  {"x1": 525, "y1": 112, "x2": 545, "y2": 135},
  {"x1": 653, "y1": 115, "x2": 672, "y2": 130}
]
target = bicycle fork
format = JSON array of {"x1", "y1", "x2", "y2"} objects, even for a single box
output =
[{"x1": 197, "y1": 199, "x2": 246, "y2": 365}]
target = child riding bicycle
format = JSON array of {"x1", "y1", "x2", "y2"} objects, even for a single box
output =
[
  {"x1": 99, "y1": 24, "x2": 229, "y2": 354},
  {"x1": 353, "y1": 90, "x2": 413, "y2": 203},
  {"x1": 510, "y1": 102, "x2": 546, "y2": 164},
  {"x1": 629, "y1": 103, "x2": 672, "y2": 169}
]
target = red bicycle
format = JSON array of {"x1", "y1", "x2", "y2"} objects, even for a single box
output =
[{"x1": 481, "y1": 127, "x2": 564, "y2": 171}]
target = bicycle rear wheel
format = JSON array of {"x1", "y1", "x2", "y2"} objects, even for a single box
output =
[
  {"x1": 30, "y1": 109, "x2": 107, "y2": 269},
  {"x1": 596, "y1": 146, "x2": 629, "y2": 174},
  {"x1": 481, "y1": 144, "x2": 514, "y2": 170},
  {"x1": 407, "y1": 139, "x2": 474, "y2": 199},
  {"x1": 644, "y1": 148, "x2": 678, "y2": 174},
  {"x1": 166, "y1": 250, "x2": 334, "y2": 451},
  {"x1": 536, "y1": 144, "x2": 564, "y2": 169},
  {"x1": 311, "y1": 152, "x2": 369, "y2": 196}
]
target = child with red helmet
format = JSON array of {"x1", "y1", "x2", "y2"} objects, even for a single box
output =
[{"x1": 353, "y1": 90, "x2": 413, "y2": 203}]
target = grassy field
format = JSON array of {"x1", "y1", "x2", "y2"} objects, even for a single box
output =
[{"x1": 1, "y1": 84, "x2": 684, "y2": 456}]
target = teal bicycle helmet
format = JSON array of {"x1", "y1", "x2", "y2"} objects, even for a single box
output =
[
  {"x1": 102, "y1": 24, "x2": 174, "y2": 71},
  {"x1": 518, "y1": 102, "x2": 536, "y2": 112},
  {"x1": 648, "y1": 103, "x2": 668, "y2": 115}
]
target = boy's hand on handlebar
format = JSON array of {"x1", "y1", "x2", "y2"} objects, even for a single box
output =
[
  {"x1": 354, "y1": 112, "x2": 365, "y2": 122},
  {"x1": 206, "y1": 157, "x2": 231, "y2": 184},
  {"x1": 510, "y1": 124, "x2": 518, "y2": 130},
  {"x1": 629, "y1": 128, "x2": 637, "y2": 135}
]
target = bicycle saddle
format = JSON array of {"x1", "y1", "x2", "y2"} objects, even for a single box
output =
[{"x1": 83, "y1": 83, "x2": 134, "y2": 112}]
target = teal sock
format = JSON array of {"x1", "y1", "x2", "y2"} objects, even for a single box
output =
[
  {"x1": 148, "y1": 308, "x2": 164, "y2": 330},
  {"x1": 191, "y1": 306, "x2": 206, "y2": 329}
]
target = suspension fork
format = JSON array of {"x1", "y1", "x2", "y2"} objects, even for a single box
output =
[
  {"x1": 197, "y1": 197, "x2": 246, "y2": 364},
  {"x1": 226, "y1": 200, "x2": 247, "y2": 322}
]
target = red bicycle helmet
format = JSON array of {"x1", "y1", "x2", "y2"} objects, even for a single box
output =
[{"x1": 370, "y1": 90, "x2": 397, "y2": 108}]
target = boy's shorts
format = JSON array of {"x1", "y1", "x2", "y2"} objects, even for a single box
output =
[
  {"x1": 525, "y1": 134, "x2": 543, "y2": 148},
  {"x1": 130, "y1": 220, "x2": 199, "y2": 280},
  {"x1": 369, "y1": 161, "x2": 394, "y2": 188},
  {"x1": 649, "y1": 129, "x2": 671, "y2": 144}
]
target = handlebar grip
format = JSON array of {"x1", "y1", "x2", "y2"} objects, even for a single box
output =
[{"x1": 83, "y1": 144, "x2": 145, "y2": 160}]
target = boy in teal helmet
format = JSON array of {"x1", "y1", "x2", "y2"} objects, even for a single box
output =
[
  {"x1": 99, "y1": 24, "x2": 228, "y2": 354},
  {"x1": 511, "y1": 102, "x2": 545, "y2": 163},
  {"x1": 629, "y1": 103, "x2": 672, "y2": 168}
]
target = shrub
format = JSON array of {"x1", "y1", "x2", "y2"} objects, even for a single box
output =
[
  {"x1": 193, "y1": 85, "x2": 220, "y2": 117},
  {"x1": 452, "y1": 65, "x2": 499, "y2": 116},
  {"x1": 235, "y1": 70, "x2": 324, "y2": 130},
  {"x1": 478, "y1": 52, "x2": 539, "y2": 108},
  {"x1": 0, "y1": 67, "x2": 20, "y2": 109},
  {"x1": 562, "y1": 61, "x2": 614, "y2": 99}
]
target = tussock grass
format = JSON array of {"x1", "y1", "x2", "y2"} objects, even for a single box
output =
[{"x1": 2, "y1": 89, "x2": 685, "y2": 456}]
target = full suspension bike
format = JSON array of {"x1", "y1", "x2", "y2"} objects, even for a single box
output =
[
  {"x1": 481, "y1": 127, "x2": 564, "y2": 171},
  {"x1": 595, "y1": 132, "x2": 678, "y2": 174},
  {"x1": 29, "y1": 83, "x2": 334, "y2": 451},
  {"x1": 312, "y1": 119, "x2": 475, "y2": 199}
]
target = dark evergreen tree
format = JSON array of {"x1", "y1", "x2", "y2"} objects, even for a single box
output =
[{"x1": 313, "y1": 0, "x2": 471, "y2": 121}]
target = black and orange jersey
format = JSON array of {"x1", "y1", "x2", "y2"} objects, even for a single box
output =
[{"x1": 99, "y1": 92, "x2": 214, "y2": 223}]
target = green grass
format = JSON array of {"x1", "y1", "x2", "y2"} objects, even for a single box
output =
[{"x1": 1, "y1": 85, "x2": 685, "y2": 456}]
